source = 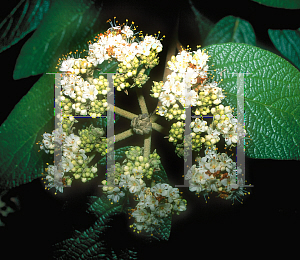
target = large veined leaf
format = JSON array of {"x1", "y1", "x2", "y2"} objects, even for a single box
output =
[
  {"x1": 13, "y1": 0, "x2": 103, "y2": 79},
  {"x1": 251, "y1": 0, "x2": 300, "y2": 9},
  {"x1": 52, "y1": 195, "x2": 138, "y2": 260},
  {"x1": 205, "y1": 43, "x2": 300, "y2": 160},
  {"x1": 268, "y1": 28, "x2": 300, "y2": 70},
  {"x1": 0, "y1": 0, "x2": 51, "y2": 54},
  {"x1": 0, "y1": 74, "x2": 54, "y2": 190},
  {"x1": 203, "y1": 16, "x2": 256, "y2": 47}
]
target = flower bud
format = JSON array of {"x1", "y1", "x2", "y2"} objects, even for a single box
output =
[
  {"x1": 74, "y1": 174, "x2": 81, "y2": 179},
  {"x1": 78, "y1": 159, "x2": 84, "y2": 165}
]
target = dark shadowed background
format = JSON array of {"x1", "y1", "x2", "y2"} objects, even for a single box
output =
[{"x1": 0, "y1": 0, "x2": 299, "y2": 259}]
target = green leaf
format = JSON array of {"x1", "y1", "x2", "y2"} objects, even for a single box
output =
[
  {"x1": 188, "y1": 0, "x2": 214, "y2": 43},
  {"x1": 0, "y1": 74, "x2": 54, "y2": 190},
  {"x1": 251, "y1": 0, "x2": 300, "y2": 9},
  {"x1": 53, "y1": 195, "x2": 138, "y2": 260},
  {"x1": 205, "y1": 43, "x2": 300, "y2": 160},
  {"x1": 95, "y1": 60, "x2": 119, "y2": 74},
  {"x1": 268, "y1": 28, "x2": 300, "y2": 70},
  {"x1": 152, "y1": 161, "x2": 169, "y2": 184},
  {"x1": 0, "y1": 0, "x2": 51, "y2": 54},
  {"x1": 203, "y1": 16, "x2": 256, "y2": 47},
  {"x1": 13, "y1": 0, "x2": 103, "y2": 79},
  {"x1": 98, "y1": 146, "x2": 135, "y2": 166}
]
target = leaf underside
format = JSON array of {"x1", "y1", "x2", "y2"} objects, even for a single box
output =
[
  {"x1": 251, "y1": 0, "x2": 300, "y2": 9},
  {"x1": 13, "y1": 0, "x2": 103, "y2": 79},
  {"x1": 0, "y1": 0, "x2": 51, "y2": 54},
  {"x1": 0, "y1": 74, "x2": 54, "y2": 190},
  {"x1": 203, "y1": 15, "x2": 256, "y2": 47},
  {"x1": 268, "y1": 28, "x2": 300, "y2": 70},
  {"x1": 53, "y1": 196, "x2": 138, "y2": 260}
]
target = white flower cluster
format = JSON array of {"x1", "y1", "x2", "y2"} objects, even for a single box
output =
[
  {"x1": 39, "y1": 130, "x2": 57, "y2": 154},
  {"x1": 168, "y1": 104, "x2": 246, "y2": 156},
  {"x1": 87, "y1": 26, "x2": 162, "y2": 66},
  {"x1": 59, "y1": 72, "x2": 108, "y2": 117},
  {"x1": 101, "y1": 147, "x2": 186, "y2": 234},
  {"x1": 57, "y1": 19, "x2": 163, "y2": 116},
  {"x1": 40, "y1": 118, "x2": 100, "y2": 194},
  {"x1": 129, "y1": 183, "x2": 186, "y2": 233},
  {"x1": 185, "y1": 147, "x2": 245, "y2": 202},
  {"x1": 151, "y1": 48, "x2": 226, "y2": 121}
]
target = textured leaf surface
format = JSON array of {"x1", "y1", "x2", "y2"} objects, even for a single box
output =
[
  {"x1": 53, "y1": 195, "x2": 138, "y2": 260},
  {"x1": 251, "y1": 0, "x2": 300, "y2": 9},
  {"x1": 13, "y1": 0, "x2": 102, "y2": 79},
  {"x1": 0, "y1": 0, "x2": 51, "y2": 54},
  {"x1": 0, "y1": 74, "x2": 54, "y2": 190},
  {"x1": 204, "y1": 16, "x2": 256, "y2": 47},
  {"x1": 205, "y1": 43, "x2": 300, "y2": 160},
  {"x1": 268, "y1": 28, "x2": 300, "y2": 70}
]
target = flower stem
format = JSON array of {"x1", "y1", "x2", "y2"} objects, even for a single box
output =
[
  {"x1": 115, "y1": 106, "x2": 137, "y2": 120},
  {"x1": 115, "y1": 129, "x2": 134, "y2": 143},
  {"x1": 151, "y1": 122, "x2": 168, "y2": 135},
  {"x1": 136, "y1": 88, "x2": 148, "y2": 115},
  {"x1": 150, "y1": 113, "x2": 159, "y2": 122},
  {"x1": 144, "y1": 134, "x2": 151, "y2": 158}
]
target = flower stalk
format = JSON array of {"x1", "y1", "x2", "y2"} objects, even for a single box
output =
[{"x1": 115, "y1": 106, "x2": 137, "y2": 120}]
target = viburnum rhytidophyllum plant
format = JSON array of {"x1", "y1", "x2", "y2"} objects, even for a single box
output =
[
  {"x1": 1, "y1": 0, "x2": 300, "y2": 258},
  {"x1": 39, "y1": 18, "x2": 250, "y2": 244}
]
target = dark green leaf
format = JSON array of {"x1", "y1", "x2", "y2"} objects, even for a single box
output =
[
  {"x1": 98, "y1": 146, "x2": 135, "y2": 166},
  {"x1": 189, "y1": 0, "x2": 214, "y2": 43},
  {"x1": 95, "y1": 60, "x2": 119, "y2": 74},
  {"x1": 0, "y1": 74, "x2": 54, "y2": 190},
  {"x1": 204, "y1": 16, "x2": 256, "y2": 47},
  {"x1": 13, "y1": 0, "x2": 103, "y2": 79},
  {"x1": 268, "y1": 28, "x2": 300, "y2": 70},
  {"x1": 53, "y1": 195, "x2": 138, "y2": 260},
  {"x1": 152, "y1": 160, "x2": 169, "y2": 184},
  {"x1": 251, "y1": 0, "x2": 300, "y2": 9},
  {"x1": 0, "y1": 0, "x2": 51, "y2": 54},
  {"x1": 206, "y1": 43, "x2": 300, "y2": 160}
]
